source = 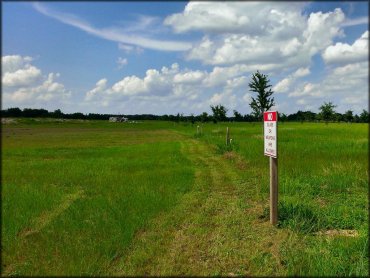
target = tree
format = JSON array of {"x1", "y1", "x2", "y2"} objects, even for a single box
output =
[
  {"x1": 343, "y1": 110, "x2": 354, "y2": 123},
  {"x1": 360, "y1": 109, "x2": 369, "y2": 123},
  {"x1": 190, "y1": 113, "x2": 195, "y2": 125},
  {"x1": 200, "y1": 112, "x2": 209, "y2": 123},
  {"x1": 319, "y1": 102, "x2": 336, "y2": 124},
  {"x1": 279, "y1": 112, "x2": 287, "y2": 123},
  {"x1": 4, "y1": 107, "x2": 22, "y2": 117},
  {"x1": 52, "y1": 109, "x2": 63, "y2": 118},
  {"x1": 233, "y1": 110, "x2": 243, "y2": 122},
  {"x1": 248, "y1": 71, "x2": 275, "y2": 121},
  {"x1": 210, "y1": 104, "x2": 228, "y2": 122}
]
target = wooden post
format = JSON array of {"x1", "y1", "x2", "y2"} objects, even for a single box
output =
[
  {"x1": 226, "y1": 127, "x2": 230, "y2": 145},
  {"x1": 270, "y1": 156, "x2": 278, "y2": 226},
  {"x1": 197, "y1": 125, "x2": 199, "y2": 135}
]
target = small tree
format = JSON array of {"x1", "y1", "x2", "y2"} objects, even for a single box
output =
[
  {"x1": 360, "y1": 109, "x2": 369, "y2": 123},
  {"x1": 249, "y1": 71, "x2": 275, "y2": 121},
  {"x1": 344, "y1": 110, "x2": 354, "y2": 123},
  {"x1": 319, "y1": 102, "x2": 336, "y2": 124},
  {"x1": 279, "y1": 112, "x2": 287, "y2": 123},
  {"x1": 189, "y1": 113, "x2": 195, "y2": 125},
  {"x1": 210, "y1": 104, "x2": 228, "y2": 122},
  {"x1": 233, "y1": 110, "x2": 243, "y2": 122},
  {"x1": 200, "y1": 112, "x2": 209, "y2": 123}
]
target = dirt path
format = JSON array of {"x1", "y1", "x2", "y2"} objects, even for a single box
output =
[{"x1": 111, "y1": 139, "x2": 290, "y2": 276}]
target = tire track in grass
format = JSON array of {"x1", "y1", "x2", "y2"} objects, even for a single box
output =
[
  {"x1": 111, "y1": 139, "x2": 290, "y2": 276},
  {"x1": 17, "y1": 189, "x2": 85, "y2": 238},
  {"x1": 3, "y1": 189, "x2": 84, "y2": 276}
]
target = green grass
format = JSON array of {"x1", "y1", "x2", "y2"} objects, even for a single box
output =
[
  {"x1": 175, "y1": 121, "x2": 368, "y2": 275},
  {"x1": 2, "y1": 119, "x2": 368, "y2": 276},
  {"x1": 2, "y1": 120, "x2": 193, "y2": 275}
]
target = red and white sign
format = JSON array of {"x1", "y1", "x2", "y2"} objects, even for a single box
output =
[{"x1": 264, "y1": 111, "x2": 277, "y2": 158}]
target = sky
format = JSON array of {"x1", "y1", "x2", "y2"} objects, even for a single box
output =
[{"x1": 2, "y1": 1, "x2": 369, "y2": 115}]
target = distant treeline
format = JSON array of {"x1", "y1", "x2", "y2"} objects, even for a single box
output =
[{"x1": 1, "y1": 107, "x2": 369, "y2": 123}]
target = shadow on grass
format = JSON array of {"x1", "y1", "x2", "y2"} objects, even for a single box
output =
[{"x1": 261, "y1": 201, "x2": 358, "y2": 234}]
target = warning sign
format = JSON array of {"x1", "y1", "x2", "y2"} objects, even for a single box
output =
[{"x1": 264, "y1": 111, "x2": 277, "y2": 158}]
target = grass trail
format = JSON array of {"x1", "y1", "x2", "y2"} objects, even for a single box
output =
[
  {"x1": 112, "y1": 139, "x2": 291, "y2": 276},
  {"x1": 3, "y1": 120, "x2": 367, "y2": 275}
]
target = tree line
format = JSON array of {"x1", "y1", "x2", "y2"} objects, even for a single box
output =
[
  {"x1": 1, "y1": 105, "x2": 368, "y2": 123},
  {"x1": 2, "y1": 71, "x2": 368, "y2": 123}
]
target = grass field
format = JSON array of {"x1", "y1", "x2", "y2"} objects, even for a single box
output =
[{"x1": 1, "y1": 118, "x2": 368, "y2": 276}]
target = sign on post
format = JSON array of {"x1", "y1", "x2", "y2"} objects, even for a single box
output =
[
  {"x1": 264, "y1": 111, "x2": 277, "y2": 158},
  {"x1": 264, "y1": 111, "x2": 278, "y2": 226}
]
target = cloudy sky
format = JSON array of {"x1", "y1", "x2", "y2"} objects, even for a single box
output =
[{"x1": 3, "y1": 1, "x2": 368, "y2": 115}]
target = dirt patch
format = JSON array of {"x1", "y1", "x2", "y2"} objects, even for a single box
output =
[
  {"x1": 316, "y1": 198, "x2": 327, "y2": 208},
  {"x1": 222, "y1": 151, "x2": 248, "y2": 170},
  {"x1": 314, "y1": 229, "x2": 359, "y2": 237},
  {"x1": 2, "y1": 118, "x2": 18, "y2": 124}
]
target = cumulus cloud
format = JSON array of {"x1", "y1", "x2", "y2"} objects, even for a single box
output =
[
  {"x1": 273, "y1": 67, "x2": 310, "y2": 93},
  {"x1": 173, "y1": 70, "x2": 205, "y2": 84},
  {"x1": 166, "y1": 2, "x2": 346, "y2": 73},
  {"x1": 287, "y1": 61, "x2": 368, "y2": 113},
  {"x1": 33, "y1": 2, "x2": 192, "y2": 52},
  {"x1": 2, "y1": 55, "x2": 42, "y2": 87},
  {"x1": 164, "y1": 2, "x2": 306, "y2": 35},
  {"x1": 84, "y1": 62, "x2": 255, "y2": 115},
  {"x1": 2, "y1": 55, "x2": 71, "y2": 109},
  {"x1": 322, "y1": 30, "x2": 368, "y2": 65},
  {"x1": 85, "y1": 78, "x2": 107, "y2": 101}
]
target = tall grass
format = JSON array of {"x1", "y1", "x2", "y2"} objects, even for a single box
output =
[
  {"x1": 177, "y1": 121, "x2": 368, "y2": 275},
  {"x1": 2, "y1": 119, "x2": 368, "y2": 276},
  {"x1": 2, "y1": 120, "x2": 194, "y2": 275}
]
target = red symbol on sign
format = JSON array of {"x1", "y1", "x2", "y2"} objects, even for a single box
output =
[{"x1": 267, "y1": 113, "x2": 273, "y2": 120}]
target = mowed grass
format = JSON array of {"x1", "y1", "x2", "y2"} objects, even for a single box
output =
[
  {"x1": 2, "y1": 119, "x2": 368, "y2": 276},
  {"x1": 175, "y1": 121, "x2": 368, "y2": 276},
  {"x1": 2, "y1": 119, "x2": 194, "y2": 275}
]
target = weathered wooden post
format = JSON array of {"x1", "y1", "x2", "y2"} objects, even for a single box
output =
[
  {"x1": 264, "y1": 111, "x2": 278, "y2": 226},
  {"x1": 226, "y1": 127, "x2": 230, "y2": 145},
  {"x1": 270, "y1": 156, "x2": 278, "y2": 225},
  {"x1": 197, "y1": 125, "x2": 200, "y2": 135}
]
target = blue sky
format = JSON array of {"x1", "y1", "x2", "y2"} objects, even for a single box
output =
[{"x1": 2, "y1": 1, "x2": 368, "y2": 115}]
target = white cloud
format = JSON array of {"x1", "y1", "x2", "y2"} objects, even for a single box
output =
[
  {"x1": 33, "y1": 2, "x2": 192, "y2": 52},
  {"x1": 274, "y1": 78, "x2": 293, "y2": 93},
  {"x1": 2, "y1": 55, "x2": 33, "y2": 73},
  {"x1": 116, "y1": 57, "x2": 128, "y2": 69},
  {"x1": 84, "y1": 62, "x2": 257, "y2": 115},
  {"x1": 2, "y1": 55, "x2": 71, "y2": 109},
  {"x1": 2, "y1": 55, "x2": 42, "y2": 87},
  {"x1": 85, "y1": 78, "x2": 107, "y2": 101},
  {"x1": 111, "y1": 76, "x2": 147, "y2": 96},
  {"x1": 165, "y1": 2, "x2": 306, "y2": 35},
  {"x1": 3, "y1": 66, "x2": 42, "y2": 87},
  {"x1": 118, "y1": 43, "x2": 144, "y2": 54},
  {"x1": 168, "y1": 2, "x2": 345, "y2": 72},
  {"x1": 173, "y1": 70, "x2": 205, "y2": 84},
  {"x1": 341, "y1": 16, "x2": 368, "y2": 27},
  {"x1": 322, "y1": 30, "x2": 368, "y2": 64},
  {"x1": 293, "y1": 67, "x2": 310, "y2": 78},
  {"x1": 273, "y1": 67, "x2": 310, "y2": 93},
  {"x1": 287, "y1": 61, "x2": 368, "y2": 113}
]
